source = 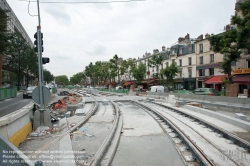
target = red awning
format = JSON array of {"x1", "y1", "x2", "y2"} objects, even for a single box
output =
[
  {"x1": 204, "y1": 75, "x2": 227, "y2": 84},
  {"x1": 233, "y1": 75, "x2": 250, "y2": 84}
]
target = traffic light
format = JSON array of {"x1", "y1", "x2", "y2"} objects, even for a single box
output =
[
  {"x1": 42, "y1": 57, "x2": 50, "y2": 64},
  {"x1": 34, "y1": 32, "x2": 44, "y2": 52}
]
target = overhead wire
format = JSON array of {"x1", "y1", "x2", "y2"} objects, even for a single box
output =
[
  {"x1": 28, "y1": 0, "x2": 38, "y2": 16},
  {"x1": 20, "y1": 0, "x2": 146, "y2": 4}
]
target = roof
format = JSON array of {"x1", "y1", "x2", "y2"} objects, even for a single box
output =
[
  {"x1": 233, "y1": 75, "x2": 250, "y2": 84},
  {"x1": 204, "y1": 75, "x2": 227, "y2": 84}
]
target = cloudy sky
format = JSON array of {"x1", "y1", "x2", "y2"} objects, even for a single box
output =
[{"x1": 7, "y1": 0, "x2": 235, "y2": 78}]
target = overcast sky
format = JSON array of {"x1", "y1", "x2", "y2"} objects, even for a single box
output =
[{"x1": 7, "y1": 0, "x2": 235, "y2": 78}]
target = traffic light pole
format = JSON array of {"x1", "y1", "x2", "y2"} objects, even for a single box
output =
[{"x1": 36, "y1": 0, "x2": 45, "y2": 125}]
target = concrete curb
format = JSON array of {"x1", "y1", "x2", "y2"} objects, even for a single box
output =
[{"x1": 182, "y1": 105, "x2": 250, "y2": 131}]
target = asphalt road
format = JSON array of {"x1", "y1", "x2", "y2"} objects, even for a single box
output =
[{"x1": 0, "y1": 93, "x2": 33, "y2": 117}]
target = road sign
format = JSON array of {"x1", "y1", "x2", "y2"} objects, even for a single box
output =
[{"x1": 32, "y1": 87, "x2": 51, "y2": 105}]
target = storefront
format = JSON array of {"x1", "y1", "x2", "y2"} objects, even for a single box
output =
[
  {"x1": 232, "y1": 68, "x2": 250, "y2": 97},
  {"x1": 140, "y1": 78, "x2": 156, "y2": 89},
  {"x1": 174, "y1": 78, "x2": 184, "y2": 90},
  {"x1": 123, "y1": 81, "x2": 135, "y2": 89},
  {"x1": 183, "y1": 78, "x2": 196, "y2": 90},
  {"x1": 204, "y1": 75, "x2": 227, "y2": 91}
]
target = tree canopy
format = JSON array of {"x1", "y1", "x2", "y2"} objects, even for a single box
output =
[
  {"x1": 43, "y1": 69, "x2": 54, "y2": 83},
  {"x1": 208, "y1": 1, "x2": 250, "y2": 83},
  {"x1": 55, "y1": 75, "x2": 69, "y2": 85},
  {"x1": 148, "y1": 54, "x2": 164, "y2": 79},
  {"x1": 0, "y1": 8, "x2": 9, "y2": 54},
  {"x1": 132, "y1": 62, "x2": 146, "y2": 84},
  {"x1": 161, "y1": 62, "x2": 179, "y2": 86},
  {"x1": 70, "y1": 72, "x2": 84, "y2": 85}
]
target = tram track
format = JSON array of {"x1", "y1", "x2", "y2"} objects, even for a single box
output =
[
  {"x1": 135, "y1": 100, "x2": 250, "y2": 166},
  {"x1": 28, "y1": 92, "x2": 99, "y2": 158}
]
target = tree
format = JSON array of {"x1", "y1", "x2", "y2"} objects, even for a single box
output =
[
  {"x1": 161, "y1": 62, "x2": 179, "y2": 86},
  {"x1": 120, "y1": 59, "x2": 136, "y2": 81},
  {"x1": 0, "y1": 8, "x2": 9, "y2": 54},
  {"x1": 110, "y1": 54, "x2": 121, "y2": 83},
  {"x1": 70, "y1": 72, "x2": 84, "y2": 85},
  {"x1": 23, "y1": 47, "x2": 38, "y2": 87},
  {"x1": 132, "y1": 62, "x2": 146, "y2": 84},
  {"x1": 5, "y1": 32, "x2": 30, "y2": 90},
  {"x1": 55, "y1": 75, "x2": 69, "y2": 85},
  {"x1": 147, "y1": 54, "x2": 164, "y2": 79},
  {"x1": 85, "y1": 62, "x2": 94, "y2": 85},
  {"x1": 209, "y1": 1, "x2": 250, "y2": 84},
  {"x1": 43, "y1": 69, "x2": 54, "y2": 83}
]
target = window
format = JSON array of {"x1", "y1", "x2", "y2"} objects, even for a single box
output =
[
  {"x1": 166, "y1": 62, "x2": 169, "y2": 67},
  {"x1": 199, "y1": 69, "x2": 205, "y2": 76},
  {"x1": 179, "y1": 48, "x2": 182, "y2": 54},
  {"x1": 188, "y1": 57, "x2": 192, "y2": 65},
  {"x1": 188, "y1": 69, "x2": 192, "y2": 78},
  {"x1": 248, "y1": 60, "x2": 250, "y2": 68},
  {"x1": 179, "y1": 59, "x2": 182, "y2": 66},
  {"x1": 172, "y1": 59, "x2": 175, "y2": 63},
  {"x1": 209, "y1": 68, "x2": 214, "y2": 76},
  {"x1": 199, "y1": 44, "x2": 203, "y2": 53},
  {"x1": 161, "y1": 64, "x2": 163, "y2": 69},
  {"x1": 152, "y1": 66, "x2": 154, "y2": 72},
  {"x1": 179, "y1": 70, "x2": 182, "y2": 78},
  {"x1": 200, "y1": 56, "x2": 203, "y2": 64},
  {"x1": 210, "y1": 54, "x2": 214, "y2": 63}
]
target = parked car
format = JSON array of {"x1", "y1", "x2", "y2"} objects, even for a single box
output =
[
  {"x1": 23, "y1": 86, "x2": 37, "y2": 99},
  {"x1": 192, "y1": 88, "x2": 221, "y2": 96}
]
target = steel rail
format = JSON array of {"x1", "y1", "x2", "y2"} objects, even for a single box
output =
[
  {"x1": 151, "y1": 101, "x2": 250, "y2": 152},
  {"x1": 88, "y1": 100, "x2": 121, "y2": 166},
  {"x1": 146, "y1": 101, "x2": 243, "y2": 166},
  {"x1": 28, "y1": 93, "x2": 99, "y2": 158},
  {"x1": 135, "y1": 100, "x2": 215, "y2": 166}
]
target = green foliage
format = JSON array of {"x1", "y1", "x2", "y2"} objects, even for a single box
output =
[
  {"x1": 147, "y1": 54, "x2": 164, "y2": 79},
  {"x1": 109, "y1": 54, "x2": 121, "y2": 83},
  {"x1": 161, "y1": 62, "x2": 179, "y2": 86},
  {"x1": 0, "y1": 8, "x2": 9, "y2": 54},
  {"x1": 5, "y1": 32, "x2": 32, "y2": 89},
  {"x1": 43, "y1": 69, "x2": 54, "y2": 83},
  {"x1": 120, "y1": 59, "x2": 136, "y2": 81},
  {"x1": 55, "y1": 75, "x2": 69, "y2": 85},
  {"x1": 208, "y1": 1, "x2": 250, "y2": 84},
  {"x1": 70, "y1": 72, "x2": 84, "y2": 85},
  {"x1": 132, "y1": 62, "x2": 146, "y2": 84}
]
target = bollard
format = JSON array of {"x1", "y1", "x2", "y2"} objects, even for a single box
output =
[{"x1": 35, "y1": 161, "x2": 43, "y2": 166}]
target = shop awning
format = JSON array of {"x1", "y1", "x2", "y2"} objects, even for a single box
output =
[
  {"x1": 141, "y1": 79, "x2": 156, "y2": 85},
  {"x1": 204, "y1": 75, "x2": 227, "y2": 84},
  {"x1": 233, "y1": 75, "x2": 250, "y2": 84},
  {"x1": 124, "y1": 81, "x2": 135, "y2": 86}
]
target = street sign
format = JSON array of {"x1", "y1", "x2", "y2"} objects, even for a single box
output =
[{"x1": 32, "y1": 87, "x2": 51, "y2": 105}]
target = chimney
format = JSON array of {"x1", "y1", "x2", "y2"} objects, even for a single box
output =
[
  {"x1": 185, "y1": 33, "x2": 190, "y2": 40},
  {"x1": 178, "y1": 37, "x2": 185, "y2": 43},
  {"x1": 205, "y1": 33, "x2": 210, "y2": 39},
  {"x1": 197, "y1": 34, "x2": 203, "y2": 40},
  {"x1": 162, "y1": 46, "x2": 166, "y2": 51},
  {"x1": 153, "y1": 49, "x2": 159, "y2": 54}
]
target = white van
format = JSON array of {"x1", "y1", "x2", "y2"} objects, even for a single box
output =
[{"x1": 148, "y1": 85, "x2": 168, "y2": 92}]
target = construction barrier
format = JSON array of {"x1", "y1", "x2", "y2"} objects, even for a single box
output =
[{"x1": 0, "y1": 88, "x2": 17, "y2": 100}]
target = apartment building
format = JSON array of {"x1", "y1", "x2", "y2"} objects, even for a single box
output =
[
  {"x1": 164, "y1": 34, "x2": 197, "y2": 90},
  {"x1": 195, "y1": 34, "x2": 225, "y2": 90},
  {"x1": 0, "y1": 0, "x2": 33, "y2": 86}
]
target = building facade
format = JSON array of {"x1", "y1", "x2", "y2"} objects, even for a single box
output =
[
  {"x1": 0, "y1": 0, "x2": 33, "y2": 86},
  {"x1": 195, "y1": 34, "x2": 225, "y2": 90}
]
